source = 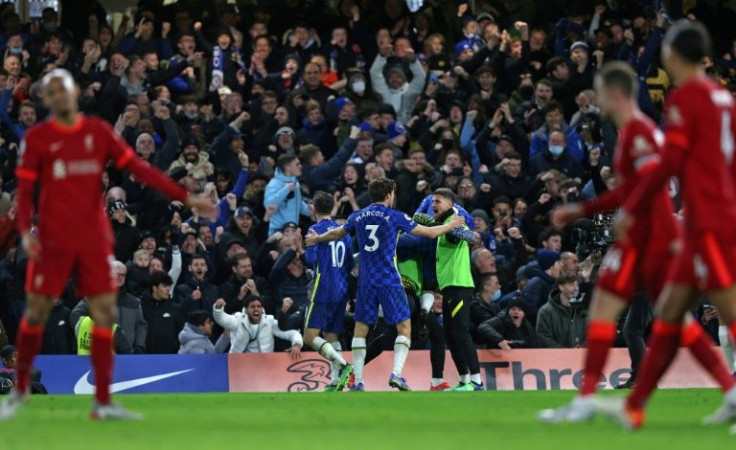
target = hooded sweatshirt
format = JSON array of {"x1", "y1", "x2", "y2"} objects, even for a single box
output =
[{"x1": 263, "y1": 168, "x2": 311, "y2": 235}]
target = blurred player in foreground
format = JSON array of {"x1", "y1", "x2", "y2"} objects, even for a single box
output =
[
  {"x1": 0, "y1": 69, "x2": 215, "y2": 421},
  {"x1": 598, "y1": 21, "x2": 736, "y2": 432},
  {"x1": 539, "y1": 61, "x2": 736, "y2": 423}
]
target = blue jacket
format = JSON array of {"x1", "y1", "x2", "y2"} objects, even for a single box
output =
[
  {"x1": 529, "y1": 123, "x2": 583, "y2": 162},
  {"x1": 264, "y1": 169, "x2": 311, "y2": 236},
  {"x1": 0, "y1": 88, "x2": 26, "y2": 139},
  {"x1": 520, "y1": 266, "x2": 556, "y2": 324}
]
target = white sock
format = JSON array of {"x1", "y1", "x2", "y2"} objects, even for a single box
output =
[
  {"x1": 431, "y1": 378, "x2": 445, "y2": 387},
  {"x1": 311, "y1": 336, "x2": 347, "y2": 366},
  {"x1": 330, "y1": 341, "x2": 343, "y2": 383},
  {"x1": 470, "y1": 373, "x2": 482, "y2": 385},
  {"x1": 352, "y1": 338, "x2": 366, "y2": 384},
  {"x1": 420, "y1": 292, "x2": 434, "y2": 313},
  {"x1": 392, "y1": 335, "x2": 411, "y2": 377},
  {"x1": 460, "y1": 374, "x2": 470, "y2": 384},
  {"x1": 719, "y1": 325, "x2": 736, "y2": 371}
]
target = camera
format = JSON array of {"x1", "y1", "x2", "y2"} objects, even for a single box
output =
[{"x1": 571, "y1": 214, "x2": 614, "y2": 258}]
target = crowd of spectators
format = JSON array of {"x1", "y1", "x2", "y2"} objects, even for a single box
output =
[{"x1": 0, "y1": 0, "x2": 734, "y2": 363}]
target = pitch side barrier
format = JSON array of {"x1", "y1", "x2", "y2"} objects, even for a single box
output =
[{"x1": 30, "y1": 349, "x2": 718, "y2": 394}]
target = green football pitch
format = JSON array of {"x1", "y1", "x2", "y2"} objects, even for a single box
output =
[{"x1": 1, "y1": 390, "x2": 734, "y2": 450}]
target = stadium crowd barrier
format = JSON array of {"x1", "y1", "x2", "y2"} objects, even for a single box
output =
[{"x1": 32, "y1": 349, "x2": 718, "y2": 394}]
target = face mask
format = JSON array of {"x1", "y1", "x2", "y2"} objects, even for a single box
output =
[
  {"x1": 519, "y1": 85, "x2": 534, "y2": 98},
  {"x1": 352, "y1": 80, "x2": 366, "y2": 95},
  {"x1": 491, "y1": 289, "x2": 502, "y2": 302},
  {"x1": 9, "y1": 47, "x2": 22, "y2": 55},
  {"x1": 549, "y1": 145, "x2": 564, "y2": 156},
  {"x1": 44, "y1": 22, "x2": 58, "y2": 33},
  {"x1": 185, "y1": 110, "x2": 198, "y2": 120},
  {"x1": 441, "y1": 138, "x2": 454, "y2": 149}
]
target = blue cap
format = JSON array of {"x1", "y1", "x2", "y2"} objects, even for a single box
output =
[
  {"x1": 537, "y1": 249, "x2": 561, "y2": 271},
  {"x1": 333, "y1": 97, "x2": 352, "y2": 113},
  {"x1": 454, "y1": 40, "x2": 474, "y2": 55},
  {"x1": 386, "y1": 121, "x2": 407, "y2": 140}
]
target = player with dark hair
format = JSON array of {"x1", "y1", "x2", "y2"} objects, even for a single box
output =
[
  {"x1": 0, "y1": 69, "x2": 215, "y2": 421},
  {"x1": 539, "y1": 60, "x2": 736, "y2": 423},
  {"x1": 432, "y1": 188, "x2": 483, "y2": 391},
  {"x1": 303, "y1": 191, "x2": 354, "y2": 391},
  {"x1": 306, "y1": 178, "x2": 464, "y2": 391},
  {"x1": 598, "y1": 21, "x2": 736, "y2": 431}
]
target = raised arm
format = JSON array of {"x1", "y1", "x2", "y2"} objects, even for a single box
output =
[
  {"x1": 305, "y1": 226, "x2": 348, "y2": 246},
  {"x1": 410, "y1": 214, "x2": 464, "y2": 239}
]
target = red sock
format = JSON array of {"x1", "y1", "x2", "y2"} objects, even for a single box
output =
[
  {"x1": 90, "y1": 326, "x2": 114, "y2": 405},
  {"x1": 580, "y1": 320, "x2": 618, "y2": 396},
  {"x1": 627, "y1": 320, "x2": 681, "y2": 410},
  {"x1": 14, "y1": 318, "x2": 45, "y2": 394},
  {"x1": 731, "y1": 321, "x2": 736, "y2": 346},
  {"x1": 682, "y1": 321, "x2": 736, "y2": 392}
]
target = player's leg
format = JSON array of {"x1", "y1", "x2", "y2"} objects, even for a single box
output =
[
  {"x1": 624, "y1": 283, "x2": 699, "y2": 416},
  {"x1": 384, "y1": 289, "x2": 412, "y2": 390},
  {"x1": 351, "y1": 321, "x2": 369, "y2": 390},
  {"x1": 681, "y1": 312, "x2": 736, "y2": 394},
  {"x1": 441, "y1": 288, "x2": 468, "y2": 387},
  {"x1": 86, "y1": 292, "x2": 117, "y2": 407},
  {"x1": 718, "y1": 325, "x2": 736, "y2": 373},
  {"x1": 426, "y1": 310, "x2": 448, "y2": 390},
  {"x1": 14, "y1": 293, "x2": 54, "y2": 396},
  {"x1": 451, "y1": 287, "x2": 482, "y2": 390},
  {"x1": 304, "y1": 305, "x2": 348, "y2": 368},
  {"x1": 539, "y1": 286, "x2": 627, "y2": 423},
  {"x1": 699, "y1": 285, "x2": 736, "y2": 424},
  {"x1": 618, "y1": 294, "x2": 652, "y2": 388},
  {"x1": 79, "y1": 252, "x2": 141, "y2": 420}
]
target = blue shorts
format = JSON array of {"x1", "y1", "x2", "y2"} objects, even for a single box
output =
[
  {"x1": 305, "y1": 301, "x2": 347, "y2": 334},
  {"x1": 355, "y1": 286, "x2": 411, "y2": 326}
]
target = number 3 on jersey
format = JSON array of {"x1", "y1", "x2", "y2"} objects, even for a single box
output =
[{"x1": 364, "y1": 224, "x2": 380, "y2": 252}]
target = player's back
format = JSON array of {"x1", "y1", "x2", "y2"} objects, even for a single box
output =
[
  {"x1": 667, "y1": 76, "x2": 736, "y2": 233},
  {"x1": 346, "y1": 204, "x2": 417, "y2": 289},
  {"x1": 616, "y1": 114, "x2": 677, "y2": 245},
  {"x1": 20, "y1": 116, "x2": 121, "y2": 250},
  {"x1": 306, "y1": 219, "x2": 352, "y2": 303}
]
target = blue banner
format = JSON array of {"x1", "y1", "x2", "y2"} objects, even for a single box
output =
[{"x1": 33, "y1": 355, "x2": 229, "y2": 394}]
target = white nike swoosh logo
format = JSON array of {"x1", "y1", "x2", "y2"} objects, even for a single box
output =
[{"x1": 73, "y1": 369, "x2": 194, "y2": 394}]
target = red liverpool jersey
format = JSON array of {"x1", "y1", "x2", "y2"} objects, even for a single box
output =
[
  {"x1": 624, "y1": 75, "x2": 736, "y2": 236},
  {"x1": 583, "y1": 112, "x2": 678, "y2": 247},
  {"x1": 15, "y1": 115, "x2": 188, "y2": 250}
]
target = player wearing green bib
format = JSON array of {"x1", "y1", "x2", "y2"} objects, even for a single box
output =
[{"x1": 433, "y1": 188, "x2": 483, "y2": 391}]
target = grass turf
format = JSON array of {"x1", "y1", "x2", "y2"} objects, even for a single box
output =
[{"x1": 1, "y1": 389, "x2": 733, "y2": 450}]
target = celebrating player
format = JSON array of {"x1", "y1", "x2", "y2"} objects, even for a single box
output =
[
  {"x1": 599, "y1": 21, "x2": 736, "y2": 431},
  {"x1": 305, "y1": 178, "x2": 464, "y2": 391},
  {"x1": 303, "y1": 192, "x2": 354, "y2": 391},
  {"x1": 0, "y1": 69, "x2": 215, "y2": 421},
  {"x1": 431, "y1": 189, "x2": 484, "y2": 391},
  {"x1": 538, "y1": 61, "x2": 736, "y2": 423}
]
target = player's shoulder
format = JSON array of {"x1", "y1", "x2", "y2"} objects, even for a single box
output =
[
  {"x1": 23, "y1": 118, "x2": 53, "y2": 140},
  {"x1": 82, "y1": 115, "x2": 113, "y2": 132}
]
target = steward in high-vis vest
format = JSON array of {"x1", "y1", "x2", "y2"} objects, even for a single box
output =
[{"x1": 75, "y1": 317, "x2": 131, "y2": 355}]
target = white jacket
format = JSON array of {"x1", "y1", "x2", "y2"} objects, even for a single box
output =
[{"x1": 213, "y1": 305, "x2": 303, "y2": 353}]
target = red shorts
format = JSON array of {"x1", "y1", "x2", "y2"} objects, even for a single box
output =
[
  {"x1": 597, "y1": 241, "x2": 671, "y2": 301},
  {"x1": 25, "y1": 246, "x2": 117, "y2": 298},
  {"x1": 668, "y1": 232, "x2": 736, "y2": 292}
]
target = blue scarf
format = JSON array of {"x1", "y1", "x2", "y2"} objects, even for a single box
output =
[{"x1": 210, "y1": 46, "x2": 225, "y2": 91}]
